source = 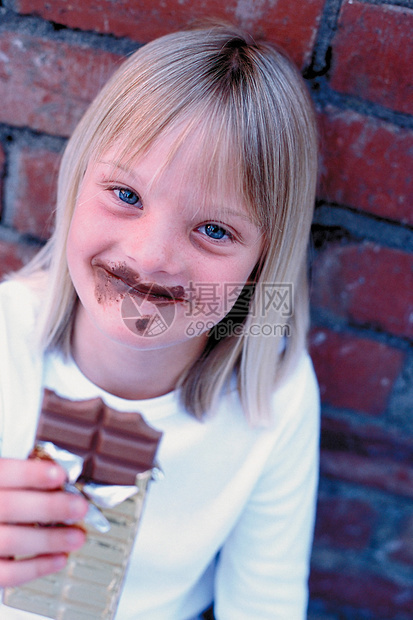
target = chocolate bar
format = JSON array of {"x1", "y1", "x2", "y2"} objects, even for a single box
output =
[
  {"x1": 35, "y1": 388, "x2": 162, "y2": 485},
  {"x1": 3, "y1": 389, "x2": 163, "y2": 620}
]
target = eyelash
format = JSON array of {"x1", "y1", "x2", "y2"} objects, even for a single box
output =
[
  {"x1": 108, "y1": 185, "x2": 236, "y2": 243},
  {"x1": 111, "y1": 186, "x2": 142, "y2": 208}
]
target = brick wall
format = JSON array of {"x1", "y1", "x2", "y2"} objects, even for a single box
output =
[{"x1": 0, "y1": 1, "x2": 412, "y2": 617}]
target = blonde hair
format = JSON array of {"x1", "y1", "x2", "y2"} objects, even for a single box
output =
[{"x1": 18, "y1": 24, "x2": 318, "y2": 424}]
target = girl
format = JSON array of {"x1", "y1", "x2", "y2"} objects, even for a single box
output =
[{"x1": 0, "y1": 24, "x2": 319, "y2": 620}]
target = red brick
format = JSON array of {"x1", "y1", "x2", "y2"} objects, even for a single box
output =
[
  {"x1": 318, "y1": 107, "x2": 413, "y2": 225},
  {"x1": 320, "y1": 416, "x2": 413, "y2": 463},
  {"x1": 309, "y1": 567, "x2": 413, "y2": 617},
  {"x1": 15, "y1": 0, "x2": 326, "y2": 68},
  {"x1": 330, "y1": 1, "x2": 413, "y2": 116},
  {"x1": 320, "y1": 450, "x2": 413, "y2": 500},
  {"x1": 0, "y1": 239, "x2": 38, "y2": 279},
  {"x1": 10, "y1": 147, "x2": 62, "y2": 240},
  {"x1": 310, "y1": 328, "x2": 405, "y2": 415},
  {"x1": 320, "y1": 414, "x2": 413, "y2": 497},
  {"x1": 314, "y1": 497, "x2": 375, "y2": 549},
  {"x1": 0, "y1": 32, "x2": 121, "y2": 137},
  {"x1": 311, "y1": 242, "x2": 413, "y2": 339}
]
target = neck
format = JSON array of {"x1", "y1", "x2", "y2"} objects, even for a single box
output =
[{"x1": 70, "y1": 305, "x2": 207, "y2": 401}]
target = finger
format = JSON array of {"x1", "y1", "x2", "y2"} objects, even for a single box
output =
[
  {"x1": 0, "y1": 458, "x2": 66, "y2": 490},
  {"x1": 0, "y1": 524, "x2": 86, "y2": 558},
  {"x1": 0, "y1": 554, "x2": 68, "y2": 588},
  {"x1": 0, "y1": 490, "x2": 88, "y2": 524}
]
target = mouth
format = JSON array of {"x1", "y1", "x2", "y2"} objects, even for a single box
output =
[{"x1": 93, "y1": 261, "x2": 186, "y2": 304}]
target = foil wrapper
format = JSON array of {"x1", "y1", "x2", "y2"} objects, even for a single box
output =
[{"x1": 3, "y1": 442, "x2": 159, "y2": 619}]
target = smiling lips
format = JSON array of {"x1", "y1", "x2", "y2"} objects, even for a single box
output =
[{"x1": 93, "y1": 261, "x2": 186, "y2": 303}]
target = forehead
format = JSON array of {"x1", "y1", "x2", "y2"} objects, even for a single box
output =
[{"x1": 94, "y1": 121, "x2": 253, "y2": 217}]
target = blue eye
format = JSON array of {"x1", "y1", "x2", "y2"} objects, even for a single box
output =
[
  {"x1": 115, "y1": 188, "x2": 141, "y2": 206},
  {"x1": 204, "y1": 224, "x2": 228, "y2": 240}
]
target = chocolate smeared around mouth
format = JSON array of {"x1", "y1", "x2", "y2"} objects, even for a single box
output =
[
  {"x1": 129, "y1": 282, "x2": 185, "y2": 302},
  {"x1": 93, "y1": 260, "x2": 185, "y2": 304}
]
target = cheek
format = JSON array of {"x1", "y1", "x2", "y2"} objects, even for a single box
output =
[
  {"x1": 66, "y1": 217, "x2": 84, "y2": 276},
  {"x1": 189, "y1": 264, "x2": 256, "y2": 321},
  {"x1": 67, "y1": 203, "x2": 106, "y2": 260},
  {"x1": 66, "y1": 218, "x2": 79, "y2": 272},
  {"x1": 66, "y1": 209, "x2": 99, "y2": 288}
]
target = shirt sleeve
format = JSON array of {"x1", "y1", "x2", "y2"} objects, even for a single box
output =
[
  {"x1": 213, "y1": 354, "x2": 320, "y2": 620},
  {"x1": 0, "y1": 280, "x2": 43, "y2": 459}
]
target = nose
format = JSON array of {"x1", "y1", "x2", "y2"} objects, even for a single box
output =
[{"x1": 124, "y1": 211, "x2": 183, "y2": 277}]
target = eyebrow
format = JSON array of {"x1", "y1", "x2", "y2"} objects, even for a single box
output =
[
  {"x1": 97, "y1": 159, "x2": 256, "y2": 225},
  {"x1": 208, "y1": 210, "x2": 254, "y2": 223},
  {"x1": 98, "y1": 159, "x2": 138, "y2": 179}
]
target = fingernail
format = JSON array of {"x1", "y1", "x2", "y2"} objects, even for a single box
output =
[
  {"x1": 66, "y1": 529, "x2": 85, "y2": 549},
  {"x1": 48, "y1": 465, "x2": 63, "y2": 482}
]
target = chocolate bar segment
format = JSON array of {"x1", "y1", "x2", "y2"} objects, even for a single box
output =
[{"x1": 36, "y1": 389, "x2": 162, "y2": 485}]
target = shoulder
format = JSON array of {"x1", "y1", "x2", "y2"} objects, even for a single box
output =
[
  {"x1": 0, "y1": 276, "x2": 46, "y2": 366},
  {"x1": 0, "y1": 278, "x2": 46, "y2": 457},
  {"x1": 268, "y1": 350, "x2": 320, "y2": 446},
  {"x1": 218, "y1": 351, "x2": 320, "y2": 473},
  {"x1": 0, "y1": 277, "x2": 44, "y2": 335},
  {"x1": 274, "y1": 350, "x2": 319, "y2": 411}
]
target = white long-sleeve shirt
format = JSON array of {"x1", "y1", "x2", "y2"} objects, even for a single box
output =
[{"x1": 0, "y1": 279, "x2": 319, "y2": 619}]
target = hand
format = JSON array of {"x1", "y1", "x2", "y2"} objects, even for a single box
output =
[{"x1": 0, "y1": 458, "x2": 88, "y2": 587}]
